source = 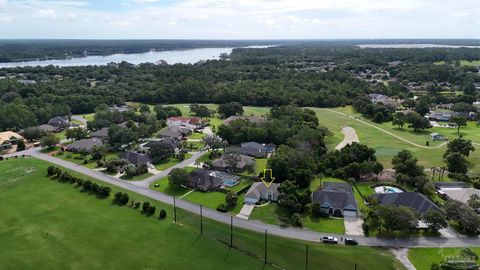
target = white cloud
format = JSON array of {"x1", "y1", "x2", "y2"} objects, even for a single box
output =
[
  {"x1": 33, "y1": 8, "x2": 57, "y2": 19},
  {"x1": 0, "y1": 0, "x2": 478, "y2": 39}
]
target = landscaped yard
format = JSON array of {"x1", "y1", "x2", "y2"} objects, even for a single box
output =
[
  {"x1": 56, "y1": 151, "x2": 119, "y2": 169},
  {"x1": 120, "y1": 172, "x2": 153, "y2": 181},
  {"x1": 408, "y1": 248, "x2": 480, "y2": 270},
  {"x1": 0, "y1": 158, "x2": 406, "y2": 270},
  {"x1": 249, "y1": 203, "x2": 345, "y2": 234},
  {"x1": 154, "y1": 153, "x2": 193, "y2": 171}
]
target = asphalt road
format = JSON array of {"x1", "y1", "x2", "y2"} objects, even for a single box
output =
[{"x1": 21, "y1": 151, "x2": 480, "y2": 248}]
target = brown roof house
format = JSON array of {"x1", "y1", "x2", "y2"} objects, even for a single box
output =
[{"x1": 0, "y1": 131, "x2": 24, "y2": 151}]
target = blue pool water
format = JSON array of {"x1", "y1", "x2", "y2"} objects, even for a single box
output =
[{"x1": 223, "y1": 179, "x2": 239, "y2": 187}]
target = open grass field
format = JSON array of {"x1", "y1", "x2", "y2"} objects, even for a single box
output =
[
  {"x1": 408, "y1": 248, "x2": 480, "y2": 270},
  {"x1": 0, "y1": 158, "x2": 405, "y2": 270},
  {"x1": 56, "y1": 151, "x2": 119, "y2": 170},
  {"x1": 311, "y1": 106, "x2": 480, "y2": 174},
  {"x1": 434, "y1": 60, "x2": 480, "y2": 67}
]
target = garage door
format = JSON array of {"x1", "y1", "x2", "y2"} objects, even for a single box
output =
[{"x1": 343, "y1": 210, "x2": 357, "y2": 217}]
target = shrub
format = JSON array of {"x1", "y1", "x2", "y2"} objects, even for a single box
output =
[
  {"x1": 473, "y1": 182, "x2": 480, "y2": 190},
  {"x1": 159, "y1": 209, "x2": 167, "y2": 219},
  {"x1": 362, "y1": 223, "x2": 370, "y2": 236},
  {"x1": 47, "y1": 166, "x2": 56, "y2": 176},
  {"x1": 76, "y1": 178, "x2": 84, "y2": 186},
  {"x1": 134, "y1": 202, "x2": 141, "y2": 209},
  {"x1": 83, "y1": 159, "x2": 88, "y2": 164},
  {"x1": 142, "y1": 202, "x2": 151, "y2": 213},
  {"x1": 291, "y1": 213, "x2": 303, "y2": 227},
  {"x1": 98, "y1": 186, "x2": 111, "y2": 197},
  {"x1": 216, "y1": 204, "x2": 228, "y2": 213},
  {"x1": 148, "y1": 206, "x2": 156, "y2": 215},
  {"x1": 83, "y1": 180, "x2": 92, "y2": 190}
]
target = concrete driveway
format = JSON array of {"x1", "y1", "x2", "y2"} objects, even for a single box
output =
[
  {"x1": 344, "y1": 216, "x2": 364, "y2": 236},
  {"x1": 236, "y1": 204, "x2": 255, "y2": 220}
]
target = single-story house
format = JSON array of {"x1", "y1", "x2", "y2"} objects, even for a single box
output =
[
  {"x1": 435, "y1": 183, "x2": 480, "y2": 206},
  {"x1": 0, "y1": 131, "x2": 24, "y2": 151},
  {"x1": 312, "y1": 182, "x2": 358, "y2": 217},
  {"x1": 211, "y1": 154, "x2": 255, "y2": 173},
  {"x1": 158, "y1": 126, "x2": 192, "y2": 140},
  {"x1": 244, "y1": 182, "x2": 280, "y2": 204},
  {"x1": 140, "y1": 137, "x2": 180, "y2": 153},
  {"x1": 187, "y1": 169, "x2": 224, "y2": 192},
  {"x1": 47, "y1": 116, "x2": 70, "y2": 129},
  {"x1": 109, "y1": 105, "x2": 130, "y2": 113},
  {"x1": 37, "y1": 124, "x2": 62, "y2": 133},
  {"x1": 370, "y1": 192, "x2": 443, "y2": 214},
  {"x1": 66, "y1": 137, "x2": 103, "y2": 153},
  {"x1": 427, "y1": 111, "x2": 457, "y2": 122},
  {"x1": 430, "y1": 133, "x2": 446, "y2": 141},
  {"x1": 223, "y1": 115, "x2": 267, "y2": 126},
  {"x1": 90, "y1": 127, "x2": 109, "y2": 139},
  {"x1": 237, "y1": 142, "x2": 274, "y2": 158},
  {"x1": 119, "y1": 151, "x2": 152, "y2": 166},
  {"x1": 368, "y1": 93, "x2": 389, "y2": 102},
  {"x1": 167, "y1": 117, "x2": 208, "y2": 130}
]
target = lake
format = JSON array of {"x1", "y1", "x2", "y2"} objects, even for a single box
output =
[
  {"x1": 357, "y1": 44, "x2": 480, "y2": 49},
  {"x1": 0, "y1": 47, "x2": 237, "y2": 68}
]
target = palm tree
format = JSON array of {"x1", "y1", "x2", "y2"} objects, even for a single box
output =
[{"x1": 194, "y1": 159, "x2": 201, "y2": 168}]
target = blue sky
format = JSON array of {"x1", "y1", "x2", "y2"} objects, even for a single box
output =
[{"x1": 0, "y1": 0, "x2": 479, "y2": 39}]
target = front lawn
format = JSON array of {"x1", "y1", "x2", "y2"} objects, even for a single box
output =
[
  {"x1": 120, "y1": 172, "x2": 153, "y2": 181},
  {"x1": 55, "y1": 151, "x2": 118, "y2": 169},
  {"x1": 182, "y1": 190, "x2": 227, "y2": 210},
  {"x1": 408, "y1": 248, "x2": 480, "y2": 270},
  {"x1": 154, "y1": 153, "x2": 193, "y2": 171},
  {"x1": 249, "y1": 203, "x2": 345, "y2": 234}
]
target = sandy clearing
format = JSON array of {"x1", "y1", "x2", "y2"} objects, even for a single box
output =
[{"x1": 335, "y1": 127, "x2": 359, "y2": 150}]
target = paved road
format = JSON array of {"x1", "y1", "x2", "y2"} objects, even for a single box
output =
[
  {"x1": 132, "y1": 150, "x2": 206, "y2": 188},
  {"x1": 325, "y1": 109, "x2": 450, "y2": 149},
  {"x1": 71, "y1": 115, "x2": 88, "y2": 125},
  {"x1": 335, "y1": 127, "x2": 359, "y2": 150},
  {"x1": 23, "y1": 152, "x2": 480, "y2": 248}
]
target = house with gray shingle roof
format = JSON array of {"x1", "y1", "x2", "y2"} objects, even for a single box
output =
[
  {"x1": 119, "y1": 151, "x2": 152, "y2": 166},
  {"x1": 244, "y1": 182, "x2": 280, "y2": 204},
  {"x1": 211, "y1": 154, "x2": 255, "y2": 173},
  {"x1": 66, "y1": 137, "x2": 103, "y2": 153},
  {"x1": 312, "y1": 182, "x2": 358, "y2": 217},
  {"x1": 370, "y1": 192, "x2": 443, "y2": 214}
]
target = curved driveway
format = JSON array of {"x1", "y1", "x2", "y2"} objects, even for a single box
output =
[{"x1": 26, "y1": 152, "x2": 480, "y2": 248}]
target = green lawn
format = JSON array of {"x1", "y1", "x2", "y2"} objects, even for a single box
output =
[
  {"x1": 120, "y1": 172, "x2": 153, "y2": 181},
  {"x1": 0, "y1": 158, "x2": 405, "y2": 270},
  {"x1": 187, "y1": 132, "x2": 204, "y2": 140},
  {"x1": 312, "y1": 107, "x2": 480, "y2": 174},
  {"x1": 408, "y1": 248, "x2": 480, "y2": 270},
  {"x1": 182, "y1": 190, "x2": 227, "y2": 210},
  {"x1": 255, "y1": 157, "x2": 268, "y2": 174},
  {"x1": 154, "y1": 154, "x2": 193, "y2": 171},
  {"x1": 56, "y1": 151, "x2": 118, "y2": 170},
  {"x1": 250, "y1": 203, "x2": 345, "y2": 234}
]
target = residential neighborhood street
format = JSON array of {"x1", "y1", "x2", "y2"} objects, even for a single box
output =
[{"x1": 14, "y1": 151, "x2": 480, "y2": 248}]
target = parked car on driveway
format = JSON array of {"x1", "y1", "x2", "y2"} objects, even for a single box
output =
[
  {"x1": 345, "y1": 238, "x2": 358, "y2": 245},
  {"x1": 322, "y1": 236, "x2": 338, "y2": 244}
]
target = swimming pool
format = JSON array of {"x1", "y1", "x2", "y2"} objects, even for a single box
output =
[
  {"x1": 223, "y1": 179, "x2": 239, "y2": 187},
  {"x1": 374, "y1": 185, "x2": 404, "y2": 194}
]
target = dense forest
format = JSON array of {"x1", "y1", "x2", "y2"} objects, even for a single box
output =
[{"x1": 0, "y1": 44, "x2": 479, "y2": 131}]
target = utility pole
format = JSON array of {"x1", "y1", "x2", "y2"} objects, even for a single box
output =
[
  {"x1": 200, "y1": 204, "x2": 203, "y2": 234},
  {"x1": 173, "y1": 196, "x2": 176, "y2": 223},
  {"x1": 230, "y1": 216, "x2": 233, "y2": 247},
  {"x1": 305, "y1": 245, "x2": 309, "y2": 270},
  {"x1": 264, "y1": 229, "x2": 268, "y2": 263}
]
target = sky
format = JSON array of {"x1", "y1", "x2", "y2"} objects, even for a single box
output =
[{"x1": 0, "y1": 0, "x2": 479, "y2": 39}]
